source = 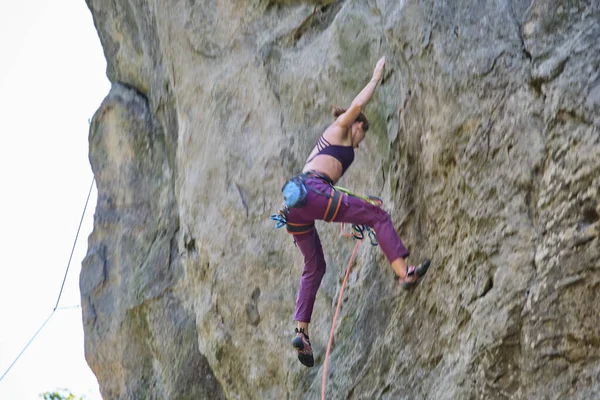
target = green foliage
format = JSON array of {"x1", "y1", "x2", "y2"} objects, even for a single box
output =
[{"x1": 39, "y1": 389, "x2": 84, "y2": 400}]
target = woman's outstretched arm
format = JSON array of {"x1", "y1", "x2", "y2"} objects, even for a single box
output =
[{"x1": 336, "y1": 56, "x2": 386, "y2": 129}]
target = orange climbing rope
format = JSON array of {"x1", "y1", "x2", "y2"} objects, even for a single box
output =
[{"x1": 321, "y1": 224, "x2": 363, "y2": 400}]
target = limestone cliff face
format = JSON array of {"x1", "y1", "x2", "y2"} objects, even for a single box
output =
[{"x1": 80, "y1": 1, "x2": 600, "y2": 399}]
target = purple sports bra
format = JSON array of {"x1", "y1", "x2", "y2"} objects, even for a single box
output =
[{"x1": 307, "y1": 135, "x2": 355, "y2": 175}]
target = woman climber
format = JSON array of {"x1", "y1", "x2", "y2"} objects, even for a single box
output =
[{"x1": 276, "y1": 57, "x2": 429, "y2": 368}]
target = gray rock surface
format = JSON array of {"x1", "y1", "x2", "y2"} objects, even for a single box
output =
[{"x1": 80, "y1": 1, "x2": 600, "y2": 399}]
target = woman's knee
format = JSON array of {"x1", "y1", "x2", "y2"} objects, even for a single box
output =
[
  {"x1": 372, "y1": 207, "x2": 392, "y2": 226},
  {"x1": 302, "y1": 258, "x2": 327, "y2": 277},
  {"x1": 317, "y1": 258, "x2": 326, "y2": 275}
]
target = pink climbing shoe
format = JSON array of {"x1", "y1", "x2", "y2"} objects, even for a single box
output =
[
  {"x1": 399, "y1": 260, "x2": 431, "y2": 289},
  {"x1": 292, "y1": 327, "x2": 314, "y2": 367}
]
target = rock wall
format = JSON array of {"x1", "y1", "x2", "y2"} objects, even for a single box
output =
[{"x1": 80, "y1": 1, "x2": 600, "y2": 399}]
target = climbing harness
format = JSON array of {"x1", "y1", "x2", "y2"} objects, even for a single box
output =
[
  {"x1": 271, "y1": 171, "x2": 336, "y2": 235},
  {"x1": 270, "y1": 206, "x2": 316, "y2": 235},
  {"x1": 323, "y1": 187, "x2": 343, "y2": 222},
  {"x1": 270, "y1": 171, "x2": 382, "y2": 244}
]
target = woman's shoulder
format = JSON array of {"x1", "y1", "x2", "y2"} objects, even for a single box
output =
[{"x1": 321, "y1": 121, "x2": 350, "y2": 145}]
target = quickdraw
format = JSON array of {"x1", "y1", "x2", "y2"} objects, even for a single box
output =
[
  {"x1": 341, "y1": 223, "x2": 379, "y2": 246},
  {"x1": 270, "y1": 207, "x2": 288, "y2": 229}
]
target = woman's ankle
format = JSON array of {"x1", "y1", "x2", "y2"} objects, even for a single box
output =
[
  {"x1": 391, "y1": 257, "x2": 408, "y2": 278},
  {"x1": 297, "y1": 322, "x2": 309, "y2": 336}
]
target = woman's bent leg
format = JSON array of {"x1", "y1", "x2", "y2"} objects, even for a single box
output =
[
  {"x1": 293, "y1": 228, "x2": 327, "y2": 323},
  {"x1": 333, "y1": 194, "x2": 410, "y2": 263}
]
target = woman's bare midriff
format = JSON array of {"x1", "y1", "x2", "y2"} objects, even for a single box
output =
[{"x1": 302, "y1": 155, "x2": 343, "y2": 184}]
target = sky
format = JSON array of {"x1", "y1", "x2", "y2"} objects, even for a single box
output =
[{"x1": 0, "y1": 1, "x2": 109, "y2": 399}]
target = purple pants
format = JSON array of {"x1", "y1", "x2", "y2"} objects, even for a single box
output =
[{"x1": 286, "y1": 176, "x2": 410, "y2": 323}]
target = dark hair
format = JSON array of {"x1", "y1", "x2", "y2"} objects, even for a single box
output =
[{"x1": 333, "y1": 107, "x2": 369, "y2": 132}]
